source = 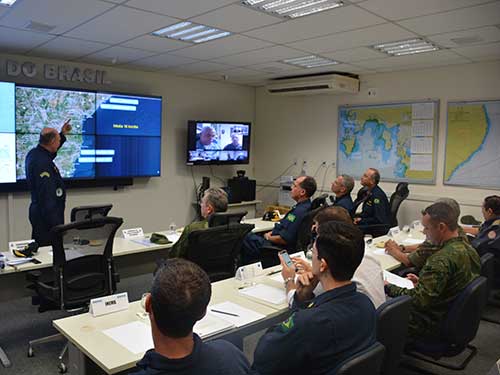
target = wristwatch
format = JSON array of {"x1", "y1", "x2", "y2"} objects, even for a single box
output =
[
  {"x1": 399, "y1": 244, "x2": 406, "y2": 252},
  {"x1": 284, "y1": 277, "x2": 294, "y2": 287}
]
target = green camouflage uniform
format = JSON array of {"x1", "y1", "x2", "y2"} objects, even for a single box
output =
[
  {"x1": 387, "y1": 236, "x2": 480, "y2": 339},
  {"x1": 168, "y1": 219, "x2": 208, "y2": 258},
  {"x1": 408, "y1": 226, "x2": 469, "y2": 270}
]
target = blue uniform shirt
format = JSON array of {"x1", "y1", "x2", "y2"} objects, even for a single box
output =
[
  {"x1": 252, "y1": 283, "x2": 376, "y2": 375},
  {"x1": 358, "y1": 185, "x2": 391, "y2": 226},
  {"x1": 271, "y1": 199, "x2": 311, "y2": 248},
  {"x1": 130, "y1": 334, "x2": 250, "y2": 375},
  {"x1": 471, "y1": 216, "x2": 500, "y2": 257},
  {"x1": 334, "y1": 194, "x2": 354, "y2": 217}
]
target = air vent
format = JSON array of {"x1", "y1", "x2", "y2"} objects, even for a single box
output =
[
  {"x1": 269, "y1": 84, "x2": 331, "y2": 93},
  {"x1": 450, "y1": 36, "x2": 484, "y2": 45},
  {"x1": 24, "y1": 20, "x2": 56, "y2": 33}
]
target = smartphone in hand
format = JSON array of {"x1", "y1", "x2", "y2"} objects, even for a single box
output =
[{"x1": 279, "y1": 250, "x2": 294, "y2": 268}]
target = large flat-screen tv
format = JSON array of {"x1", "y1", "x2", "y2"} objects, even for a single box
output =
[
  {"x1": 186, "y1": 120, "x2": 251, "y2": 165},
  {"x1": 0, "y1": 81, "x2": 162, "y2": 187}
]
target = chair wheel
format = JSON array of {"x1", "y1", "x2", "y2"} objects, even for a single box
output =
[
  {"x1": 27, "y1": 346, "x2": 34, "y2": 357},
  {"x1": 58, "y1": 362, "x2": 67, "y2": 373}
]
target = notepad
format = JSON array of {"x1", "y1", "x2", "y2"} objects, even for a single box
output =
[
  {"x1": 383, "y1": 270, "x2": 414, "y2": 289},
  {"x1": 103, "y1": 321, "x2": 153, "y2": 354},
  {"x1": 193, "y1": 313, "x2": 234, "y2": 338},
  {"x1": 130, "y1": 237, "x2": 155, "y2": 247},
  {"x1": 239, "y1": 284, "x2": 286, "y2": 305},
  {"x1": 401, "y1": 238, "x2": 425, "y2": 246},
  {"x1": 208, "y1": 301, "x2": 265, "y2": 327}
]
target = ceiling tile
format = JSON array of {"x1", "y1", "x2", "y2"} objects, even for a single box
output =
[
  {"x1": 125, "y1": 53, "x2": 198, "y2": 70},
  {"x1": 355, "y1": 50, "x2": 471, "y2": 69},
  {"x1": 251, "y1": 61, "x2": 301, "y2": 73},
  {"x1": 243, "y1": 5, "x2": 385, "y2": 44},
  {"x1": 356, "y1": 0, "x2": 492, "y2": 21},
  {"x1": 81, "y1": 46, "x2": 157, "y2": 65},
  {"x1": 65, "y1": 6, "x2": 178, "y2": 44},
  {"x1": 125, "y1": 0, "x2": 237, "y2": 19},
  {"x1": 428, "y1": 26, "x2": 500, "y2": 48},
  {"x1": 172, "y1": 34, "x2": 273, "y2": 60},
  {"x1": 288, "y1": 23, "x2": 417, "y2": 54},
  {"x1": 28, "y1": 36, "x2": 110, "y2": 60},
  {"x1": 374, "y1": 58, "x2": 472, "y2": 73},
  {"x1": 210, "y1": 45, "x2": 305, "y2": 67},
  {"x1": 398, "y1": 2, "x2": 500, "y2": 36},
  {"x1": 0, "y1": 0, "x2": 115, "y2": 34},
  {"x1": 167, "y1": 61, "x2": 233, "y2": 75},
  {"x1": 0, "y1": 25, "x2": 54, "y2": 53},
  {"x1": 120, "y1": 34, "x2": 190, "y2": 53},
  {"x1": 102, "y1": 0, "x2": 128, "y2": 3},
  {"x1": 453, "y1": 42, "x2": 500, "y2": 61},
  {"x1": 198, "y1": 67, "x2": 263, "y2": 80},
  {"x1": 190, "y1": 4, "x2": 281, "y2": 33},
  {"x1": 323, "y1": 47, "x2": 386, "y2": 63}
]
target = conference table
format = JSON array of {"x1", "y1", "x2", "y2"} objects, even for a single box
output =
[{"x1": 51, "y1": 229, "x2": 425, "y2": 375}]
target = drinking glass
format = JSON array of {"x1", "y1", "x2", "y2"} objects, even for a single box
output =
[{"x1": 137, "y1": 293, "x2": 149, "y2": 319}]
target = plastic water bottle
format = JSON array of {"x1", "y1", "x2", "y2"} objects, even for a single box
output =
[{"x1": 168, "y1": 222, "x2": 177, "y2": 234}]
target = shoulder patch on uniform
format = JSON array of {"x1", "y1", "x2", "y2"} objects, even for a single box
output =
[
  {"x1": 287, "y1": 214, "x2": 296, "y2": 222},
  {"x1": 39, "y1": 171, "x2": 50, "y2": 178},
  {"x1": 492, "y1": 219, "x2": 500, "y2": 226},
  {"x1": 488, "y1": 230, "x2": 497, "y2": 240},
  {"x1": 280, "y1": 314, "x2": 295, "y2": 332},
  {"x1": 374, "y1": 198, "x2": 380, "y2": 204}
]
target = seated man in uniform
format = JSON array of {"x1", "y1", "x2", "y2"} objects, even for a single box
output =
[
  {"x1": 168, "y1": 188, "x2": 228, "y2": 258},
  {"x1": 131, "y1": 258, "x2": 249, "y2": 375},
  {"x1": 196, "y1": 126, "x2": 219, "y2": 150},
  {"x1": 385, "y1": 202, "x2": 480, "y2": 341},
  {"x1": 331, "y1": 174, "x2": 355, "y2": 216},
  {"x1": 467, "y1": 195, "x2": 500, "y2": 257},
  {"x1": 241, "y1": 176, "x2": 317, "y2": 264},
  {"x1": 384, "y1": 197, "x2": 469, "y2": 270},
  {"x1": 282, "y1": 206, "x2": 386, "y2": 309},
  {"x1": 252, "y1": 221, "x2": 376, "y2": 375},
  {"x1": 353, "y1": 168, "x2": 391, "y2": 228}
]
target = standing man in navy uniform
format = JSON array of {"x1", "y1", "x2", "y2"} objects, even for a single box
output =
[
  {"x1": 354, "y1": 168, "x2": 391, "y2": 228},
  {"x1": 25, "y1": 120, "x2": 72, "y2": 246}
]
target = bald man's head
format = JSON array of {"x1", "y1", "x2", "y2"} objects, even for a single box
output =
[{"x1": 39, "y1": 127, "x2": 61, "y2": 153}]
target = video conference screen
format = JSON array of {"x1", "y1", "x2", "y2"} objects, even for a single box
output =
[
  {"x1": 0, "y1": 81, "x2": 162, "y2": 184},
  {"x1": 186, "y1": 121, "x2": 251, "y2": 165}
]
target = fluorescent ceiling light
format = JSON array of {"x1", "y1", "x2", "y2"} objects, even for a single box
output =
[
  {"x1": 152, "y1": 22, "x2": 231, "y2": 44},
  {"x1": 283, "y1": 55, "x2": 339, "y2": 68},
  {"x1": 242, "y1": 0, "x2": 343, "y2": 18},
  {"x1": 373, "y1": 38, "x2": 440, "y2": 56},
  {"x1": 0, "y1": 0, "x2": 16, "y2": 6}
]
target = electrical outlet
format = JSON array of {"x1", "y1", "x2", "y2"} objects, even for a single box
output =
[
  {"x1": 321, "y1": 161, "x2": 327, "y2": 166},
  {"x1": 293, "y1": 158, "x2": 298, "y2": 166}
]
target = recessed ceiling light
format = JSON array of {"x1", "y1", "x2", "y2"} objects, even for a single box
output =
[
  {"x1": 242, "y1": 0, "x2": 343, "y2": 19},
  {"x1": 151, "y1": 22, "x2": 231, "y2": 44},
  {"x1": 372, "y1": 38, "x2": 440, "y2": 56},
  {"x1": 0, "y1": 0, "x2": 17, "y2": 6},
  {"x1": 283, "y1": 55, "x2": 339, "y2": 68}
]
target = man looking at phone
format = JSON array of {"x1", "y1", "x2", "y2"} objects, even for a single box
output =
[
  {"x1": 25, "y1": 120, "x2": 72, "y2": 246},
  {"x1": 252, "y1": 221, "x2": 376, "y2": 375}
]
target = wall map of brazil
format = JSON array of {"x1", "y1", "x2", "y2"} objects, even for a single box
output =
[
  {"x1": 338, "y1": 101, "x2": 438, "y2": 183},
  {"x1": 445, "y1": 100, "x2": 500, "y2": 189}
]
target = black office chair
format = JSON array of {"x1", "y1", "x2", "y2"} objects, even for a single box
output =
[
  {"x1": 404, "y1": 276, "x2": 488, "y2": 373},
  {"x1": 208, "y1": 211, "x2": 247, "y2": 227},
  {"x1": 352, "y1": 186, "x2": 369, "y2": 214},
  {"x1": 480, "y1": 253, "x2": 500, "y2": 324},
  {"x1": 311, "y1": 193, "x2": 329, "y2": 210},
  {"x1": 336, "y1": 342, "x2": 386, "y2": 375},
  {"x1": 184, "y1": 223, "x2": 254, "y2": 282},
  {"x1": 376, "y1": 295, "x2": 412, "y2": 375},
  {"x1": 70, "y1": 203, "x2": 113, "y2": 222},
  {"x1": 27, "y1": 216, "x2": 123, "y2": 373}
]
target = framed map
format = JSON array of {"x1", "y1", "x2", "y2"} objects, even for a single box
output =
[
  {"x1": 444, "y1": 100, "x2": 500, "y2": 189},
  {"x1": 337, "y1": 101, "x2": 439, "y2": 184}
]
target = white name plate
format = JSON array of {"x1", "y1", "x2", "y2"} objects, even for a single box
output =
[
  {"x1": 389, "y1": 226, "x2": 400, "y2": 237},
  {"x1": 122, "y1": 228, "x2": 144, "y2": 239},
  {"x1": 235, "y1": 262, "x2": 263, "y2": 281},
  {"x1": 9, "y1": 239, "x2": 35, "y2": 253},
  {"x1": 90, "y1": 292, "x2": 129, "y2": 317}
]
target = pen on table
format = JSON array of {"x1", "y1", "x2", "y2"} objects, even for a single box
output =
[
  {"x1": 267, "y1": 269, "x2": 281, "y2": 276},
  {"x1": 211, "y1": 309, "x2": 240, "y2": 317}
]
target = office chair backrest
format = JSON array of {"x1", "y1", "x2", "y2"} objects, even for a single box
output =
[
  {"x1": 208, "y1": 211, "x2": 247, "y2": 227},
  {"x1": 376, "y1": 295, "x2": 412, "y2": 375},
  {"x1": 295, "y1": 206, "x2": 323, "y2": 253},
  {"x1": 50, "y1": 216, "x2": 123, "y2": 309},
  {"x1": 480, "y1": 253, "x2": 495, "y2": 305},
  {"x1": 389, "y1": 182, "x2": 409, "y2": 227},
  {"x1": 311, "y1": 193, "x2": 329, "y2": 210},
  {"x1": 70, "y1": 204, "x2": 113, "y2": 222},
  {"x1": 185, "y1": 223, "x2": 254, "y2": 282},
  {"x1": 336, "y1": 341, "x2": 385, "y2": 375},
  {"x1": 441, "y1": 276, "x2": 487, "y2": 348}
]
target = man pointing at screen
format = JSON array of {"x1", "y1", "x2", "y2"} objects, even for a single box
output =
[{"x1": 25, "y1": 120, "x2": 71, "y2": 246}]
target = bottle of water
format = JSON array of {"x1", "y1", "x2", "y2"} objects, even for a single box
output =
[{"x1": 168, "y1": 222, "x2": 177, "y2": 234}]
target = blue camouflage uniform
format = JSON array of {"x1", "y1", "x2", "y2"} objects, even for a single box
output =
[
  {"x1": 333, "y1": 194, "x2": 354, "y2": 217},
  {"x1": 242, "y1": 199, "x2": 311, "y2": 263},
  {"x1": 357, "y1": 185, "x2": 391, "y2": 226},
  {"x1": 252, "y1": 283, "x2": 376, "y2": 375},
  {"x1": 471, "y1": 216, "x2": 500, "y2": 257},
  {"x1": 25, "y1": 135, "x2": 66, "y2": 246}
]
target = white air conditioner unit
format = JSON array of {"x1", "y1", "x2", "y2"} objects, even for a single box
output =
[{"x1": 265, "y1": 74, "x2": 359, "y2": 96}]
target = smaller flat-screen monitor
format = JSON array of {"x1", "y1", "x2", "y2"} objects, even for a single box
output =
[{"x1": 187, "y1": 121, "x2": 251, "y2": 165}]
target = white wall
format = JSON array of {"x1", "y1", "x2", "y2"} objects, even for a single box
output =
[
  {"x1": 253, "y1": 60, "x2": 500, "y2": 225},
  {"x1": 0, "y1": 53, "x2": 255, "y2": 248}
]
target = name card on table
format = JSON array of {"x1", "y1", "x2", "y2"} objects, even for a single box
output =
[
  {"x1": 90, "y1": 292, "x2": 129, "y2": 317},
  {"x1": 9, "y1": 239, "x2": 35, "y2": 253},
  {"x1": 122, "y1": 228, "x2": 144, "y2": 239},
  {"x1": 235, "y1": 262, "x2": 263, "y2": 281},
  {"x1": 389, "y1": 226, "x2": 400, "y2": 237}
]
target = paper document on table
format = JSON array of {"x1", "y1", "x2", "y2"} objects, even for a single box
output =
[
  {"x1": 6, "y1": 257, "x2": 33, "y2": 266},
  {"x1": 209, "y1": 301, "x2": 265, "y2": 327},
  {"x1": 269, "y1": 272, "x2": 284, "y2": 283},
  {"x1": 373, "y1": 248, "x2": 386, "y2": 256},
  {"x1": 130, "y1": 237, "x2": 154, "y2": 247},
  {"x1": 103, "y1": 321, "x2": 153, "y2": 355},
  {"x1": 383, "y1": 271, "x2": 414, "y2": 289},
  {"x1": 401, "y1": 238, "x2": 425, "y2": 246},
  {"x1": 193, "y1": 313, "x2": 234, "y2": 338},
  {"x1": 166, "y1": 233, "x2": 181, "y2": 243},
  {"x1": 239, "y1": 284, "x2": 286, "y2": 305}
]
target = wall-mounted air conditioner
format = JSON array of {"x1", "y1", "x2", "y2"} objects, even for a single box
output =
[{"x1": 265, "y1": 73, "x2": 359, "y2": 96}]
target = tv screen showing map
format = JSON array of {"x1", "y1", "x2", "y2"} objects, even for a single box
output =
[{"x1": 0, "y1": 82, "x2": 162, "y2": 184}]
